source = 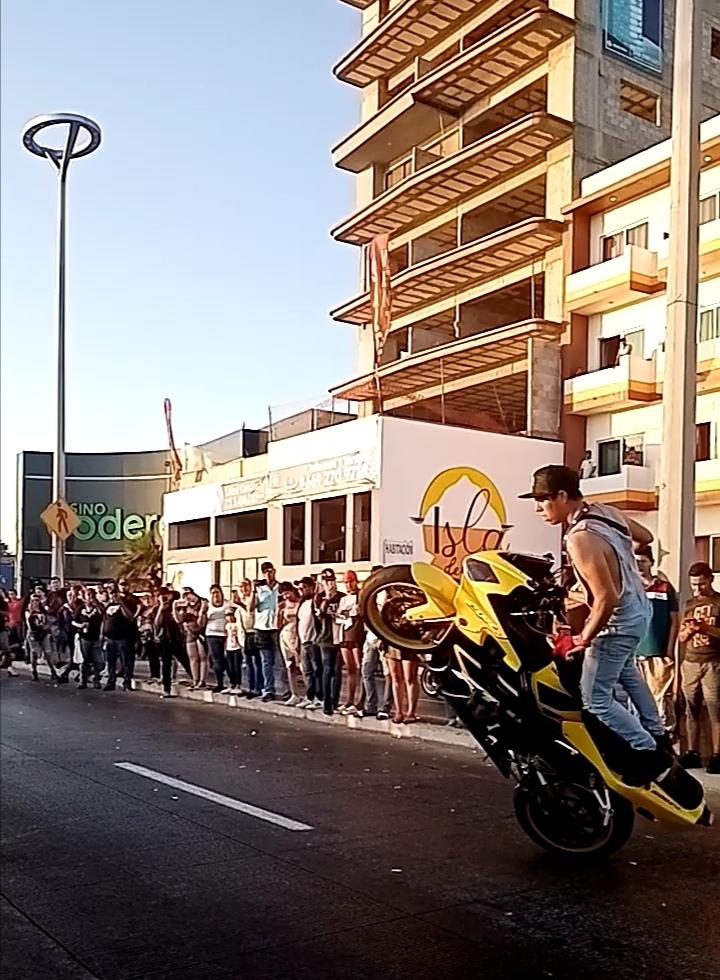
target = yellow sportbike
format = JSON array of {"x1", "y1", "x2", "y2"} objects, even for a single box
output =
[{"x1": 361, "y1": 551, "x2": 713, "y2": 859}]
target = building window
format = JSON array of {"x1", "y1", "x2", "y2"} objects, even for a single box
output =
[
  {"x1": 597, "y1": 435, "x2": 644, "y2": 476},
  {"x1": 696, "y1": 422, "x2": 712, "y2": 462},
  {"x1": 599, "y1": 336, "x2": 621, "y2": 368},
  {"x1": 215, "y1": 509, "x2": 267, "y2": 545},
  {"x1": 699, "y1": 194, "x2": 719, "y2": 225},
  {"x1": 352, "y1": 492, "x2": 372, "y2": 562},
  {"x1": 598, "y1": 440, "x2": 621, "y2": 476},
  {"x1": 311, "y1": 496, "x2": 346, "y2": 565},
  {"x1": 711, "y1": 536, "x2": 720, "y2": 573},
  {"x1": 219, "y1": 558, "x2": 263, "y2": 595},
  {"x1": 698, "y1": 305, "x2": 720, "y2": 342},
  {"x1": 283, "y1": 503, "x2": 305, "y2": 566},
  {"x1": 619, "y1": 80, "x2": 660, "y2": 125},
  {"x1": 641, "y1": 0, "x2": 662, "y2": 46},
  {"x1": 168, "y1": 518, "x2": 210, "y2": 550},
  {"x1": 601, "y1": 232, "x2": 624, "y2": 261},
  {"x1": 601, "y1": 222, "x2": 648, "y2": 261},
  {"x1": 625, "y1": 223, "x2": 649, "y2": 248},
  {"x1": 622, "y1": 434, "x2": 644, "y2": 466},
  {"x1": 711, "y1": 28, "x2": 720, "y2": 60}
]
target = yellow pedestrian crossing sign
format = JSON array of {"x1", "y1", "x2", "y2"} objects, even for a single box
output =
[{"x1": 41, "y1": 498, "x2": 80, "y2": 542}]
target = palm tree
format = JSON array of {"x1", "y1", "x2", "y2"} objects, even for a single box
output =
[{"x1": 115, "y1": 527, "x2": 162, "y2": 592}]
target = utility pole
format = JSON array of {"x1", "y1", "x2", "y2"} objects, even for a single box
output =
[{"x1": 656, "y1": 0, "x2": 701, "y2": 598}]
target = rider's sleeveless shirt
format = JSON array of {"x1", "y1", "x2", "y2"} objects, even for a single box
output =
[{"x1": 565, "y1": 502, "x2": 650, "y2": 629}]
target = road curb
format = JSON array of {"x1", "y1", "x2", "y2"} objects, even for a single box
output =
[{"x1": 9, "y1": 662, "x2": 476, "y2": 749}]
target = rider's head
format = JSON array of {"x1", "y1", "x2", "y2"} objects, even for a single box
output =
[
  {"x1": 519, "y1": 465, "x2": 583, "y2": 526},
  {"x1": 689, "y1": 562, "x2": 714, "y2": 597}
]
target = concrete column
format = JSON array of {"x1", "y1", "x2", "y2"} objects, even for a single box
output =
[
  {"x1": 527, "y1": 336, "x2": 561, "y2": 440},
  {"x1": 656, "y1": 0, "x2": 701, "y2": 591}
]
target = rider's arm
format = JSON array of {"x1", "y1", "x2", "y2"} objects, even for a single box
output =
[{"x1": 566, "y1": 531, "x2": 619, "y2": 646}]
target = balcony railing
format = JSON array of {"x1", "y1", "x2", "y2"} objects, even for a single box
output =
[
  {"x1": 331, "y1": 8, "x2": 573, "y2": 173},
  {"x1": 565, "y1": 245, "x2": 663, "y2": 315},
  {"x1": 334, "y1": 0, "x2": 480, "y2": 87},
  {"x1": 656, "y1": 337, "x2": 720, "y2": 394},
  {"x1": 332, "y1": 113, "x2": 571, "y2": 246},
  {"x1": 563, "y1": 353, "x2": 659, "y2": 416},
  {"x1": 333, "y1": 217, "x2": 563, "y2": 325},
  {"x1": 696, "y1": 458, "x2": 720, "y2": 506},
  {"x1": 580, "y1": 465, "x2": 656, "y2": 511},
  {"x1": 657, "y1": 217, "x2": 720, "y2": 282}
]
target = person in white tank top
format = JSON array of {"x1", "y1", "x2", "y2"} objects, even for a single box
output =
[{"x1": 521, "y1": 465, "x2": 668, "y2": 786}]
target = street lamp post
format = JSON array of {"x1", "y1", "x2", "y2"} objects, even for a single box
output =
[{"x1": 22, "y1": 114, "x2": 101, "y2": 585}]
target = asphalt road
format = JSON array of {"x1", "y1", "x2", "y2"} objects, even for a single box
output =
[{"x1": 1, "y1": 678, "x2": 719, "y2": 980}]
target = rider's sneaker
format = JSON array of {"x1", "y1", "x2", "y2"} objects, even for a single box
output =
[
  {"x1": 679, "y1": 750, "x2": 702, "y2": 770},
  {"x1": 621, "y1": 748, "x2": 671, "y2": 787},
  {"x1": 706, "y1": 755, "x2": 720, "y2": 775}
]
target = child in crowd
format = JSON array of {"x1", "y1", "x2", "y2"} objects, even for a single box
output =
[{"x1": 225, "y1": 609, "x2": 242, "y2": 695}]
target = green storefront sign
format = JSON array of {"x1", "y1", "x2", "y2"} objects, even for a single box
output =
[{"x1": 71, "y1": 503, "x2": 159, "y2": 543}]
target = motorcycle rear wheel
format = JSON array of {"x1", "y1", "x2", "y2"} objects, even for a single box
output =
[
  {"x1": 513, "y1": 782, "x2": 634, "y2": 860},
  {"x1": 360, "y1": 564, "x2": 455, "y2": 658}
]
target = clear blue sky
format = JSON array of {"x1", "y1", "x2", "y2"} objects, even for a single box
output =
[{"x1": 0, "y1": 0, "x2": 361, "y2": 546}]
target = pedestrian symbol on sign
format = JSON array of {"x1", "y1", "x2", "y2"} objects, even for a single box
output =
[{"x1": 40, "y1": 498, "x2": 80, "y2": 542}]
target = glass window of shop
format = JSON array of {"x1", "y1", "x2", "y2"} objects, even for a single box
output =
[
  {"x1": 352, "y1": 492, "x2": 371, "y2": 561},
  {"x1": 168, "y1": 518, "x2": 210, "y2": 549},
  {"x1": 311, "y1": 496, "x2": 346, "y2": 565},
  {"x1": 215, "y1": 509, "x2": 267, "y2": 545},
  {"x1": 218, "y1": 557, "x2": 266, "y2": 595},
  {"x1": 283, "y1": 503, "x2": 305, "y2": 566}
]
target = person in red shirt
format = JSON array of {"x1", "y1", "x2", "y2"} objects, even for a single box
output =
[{"x1": 7, "y1": 589, "x2": 24, "y2": 654}]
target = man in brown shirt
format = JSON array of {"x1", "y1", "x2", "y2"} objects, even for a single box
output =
[{"x1": 678, "y1": 562, "x2": 720, "y2": 774}]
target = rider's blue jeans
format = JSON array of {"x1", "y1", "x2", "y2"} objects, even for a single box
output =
[{"x1": 581, "y1": 618, "x2": 664, "y2": 751}]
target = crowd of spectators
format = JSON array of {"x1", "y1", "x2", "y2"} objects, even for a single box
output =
[
  {"x1": 1, "y1": 554, "x2": 717, "y2": 766},
  {"x1": 0, "y1": 562, "x2": 424, "y2": 724}
]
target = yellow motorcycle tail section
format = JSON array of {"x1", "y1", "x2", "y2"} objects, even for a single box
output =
[
  {"x1": 562, "y1": 721, "x2": 709, "y2": 827},
  {"x1": 405, "y1": 562, "x2": 457, "y2": 620}
]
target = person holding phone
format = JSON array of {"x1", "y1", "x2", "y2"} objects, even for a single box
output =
[{"x1": 678, "y1": 562, "x2": 720, "y2": 774}]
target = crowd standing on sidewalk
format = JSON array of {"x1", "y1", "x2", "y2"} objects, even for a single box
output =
[
  {"x1": 0, "y1": 562, "x2": 425, "y2": 725},
  {"x1": 0, "y1": 556, "x2": 718, "y2": 770}
]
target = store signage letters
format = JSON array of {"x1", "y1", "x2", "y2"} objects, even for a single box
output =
[
  {"x1": 71, "y1": 502, "x2": 158, "y2": 542},
  {"x1": 270, "y1": 452, "x2": 379, "y2": 499}
]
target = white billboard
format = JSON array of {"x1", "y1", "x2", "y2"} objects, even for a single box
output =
[{"x1": 378, "y1": 417, "x2": 563, "y2": 576}]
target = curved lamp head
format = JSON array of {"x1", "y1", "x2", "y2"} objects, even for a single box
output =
[{"x1": 22, "y1": 113, "x2": 101, "y2": 166}]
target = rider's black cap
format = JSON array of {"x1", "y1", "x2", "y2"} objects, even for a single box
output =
[{"x1": 519, "y1": 465, "x2": 581, "y2": 499}]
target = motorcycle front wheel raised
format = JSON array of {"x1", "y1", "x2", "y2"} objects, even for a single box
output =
[
  {"x1": 513, "y1": 781, "x2": 634, "y2": 860},
  {"x1": 360, "y1": 564, "x2": 456, "y2": 659}
]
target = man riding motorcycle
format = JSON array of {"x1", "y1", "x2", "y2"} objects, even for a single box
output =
[{"x1": 521, "y1": 465, "x2": 670, "y2": 785}]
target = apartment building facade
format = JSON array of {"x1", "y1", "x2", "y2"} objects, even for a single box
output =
[
  {"x1": 562, "y1": 114, "x2": 720, "y2": 570},
  {"x1": 329, "y1": 0, "x2": 720, "y2": 442}
]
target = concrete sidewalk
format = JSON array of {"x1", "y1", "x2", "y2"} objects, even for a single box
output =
[{"x1": 9, "y1": 660, "x2": 719, "y2": 797}]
